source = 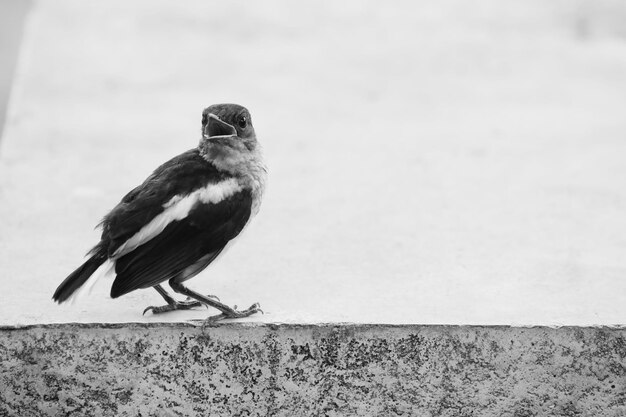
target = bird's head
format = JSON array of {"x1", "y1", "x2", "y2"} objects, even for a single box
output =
[
  {"x1": 199, "y1": 103, "x2": 260, "y2": 173},
  {"x1": 201, "y1": 103, "x2": 256, "y2": 148}
]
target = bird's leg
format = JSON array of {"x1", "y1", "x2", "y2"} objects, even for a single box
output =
[
  {"x1": 169, "y1": 280, "x2": 261, "y2": 322},
  {"x1": 143, "y1": 284, "x2": 219, "y2": 315}
]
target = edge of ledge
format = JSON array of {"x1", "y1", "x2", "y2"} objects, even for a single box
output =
[{"x1": 2, "y1": 322, "x2": 625, "y2": 331}]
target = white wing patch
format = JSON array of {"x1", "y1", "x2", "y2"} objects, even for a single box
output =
[{"x1": 112, "y1": 178, "x2": 243, "y2": 258}]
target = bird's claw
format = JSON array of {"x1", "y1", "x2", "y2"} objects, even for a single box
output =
[
  {"x1": 143, "y1": 298, "x2": 207, "y2": 315},
  {"x1": 201, "y1": 302, "x2": 262, "y2": 330},
  {"x1": 143, "y1": 305, "x2": 168, "y2": 315}
]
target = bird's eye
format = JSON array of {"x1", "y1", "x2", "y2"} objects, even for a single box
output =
[{"x1": 237, "y1": 115, "x2": 248, "y2": 129}]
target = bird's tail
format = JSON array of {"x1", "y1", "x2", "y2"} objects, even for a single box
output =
[{"x1": 53, "y1": 245, "x2": 107, "y2": 303}]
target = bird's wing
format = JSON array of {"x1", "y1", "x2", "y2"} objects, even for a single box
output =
[
  {"x1": 109, "y1": 188, "x2": 253, "y2": 298},
  {"x1": 97, "y1": 149, "x2": 228, "y2": 257}
]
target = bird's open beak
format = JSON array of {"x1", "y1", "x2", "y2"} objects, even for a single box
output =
[{"x1": 205, "y1": 113, "x2": 237, "y2": 139}]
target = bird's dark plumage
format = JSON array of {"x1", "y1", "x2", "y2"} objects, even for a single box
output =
[
  {"x1": 53, "y1": 104, "x2": 266, "y2": 321},
  {"x1": 111, "y1": 188, "x2": 252, "y2": 297},
  {"x1": 52, "y1": 247, "x2": 106, "y2": 303},
  {"x1": 100, "y1": 149, "x2": 230, "y2": 257}
]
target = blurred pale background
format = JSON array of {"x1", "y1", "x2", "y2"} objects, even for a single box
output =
[
  {"x1": 1, "y1": 0, "x2": 625, "y2": 325},
  {"x1": 0, "y1": 0, "x2": 30, "y2": 137}
]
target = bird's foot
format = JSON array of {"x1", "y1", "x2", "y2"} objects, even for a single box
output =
[
  {"x1": 202, "y1": 302, "x2": 263, "y2": 327},
  {"x1": 143, "y1": 295, "x2": 220, "y2": 315}
]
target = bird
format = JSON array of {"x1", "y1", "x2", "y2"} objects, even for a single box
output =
[{"x1": 53, "y1": 103, "x2": 266, "y2": 321}]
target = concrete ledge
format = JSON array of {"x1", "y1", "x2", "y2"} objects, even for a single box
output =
[{"x1": 1, "y1": 324, "x2": 625, "y2": 416}]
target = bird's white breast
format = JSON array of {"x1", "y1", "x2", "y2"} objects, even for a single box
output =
[{"x1": 245, "y1": 158, "x2": 267, "y2": 217}]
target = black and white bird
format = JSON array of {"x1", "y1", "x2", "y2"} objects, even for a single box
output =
[{"x1": 53, "y1": 103, "x2": 266, "y2": 320}]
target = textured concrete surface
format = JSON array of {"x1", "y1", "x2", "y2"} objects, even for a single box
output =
[
  {"x1": 2, "y1": 1, "x2": 626, "y2": 326},
  {"x1": 1, "y1": 323, "x2": 625, "y2": 416}
]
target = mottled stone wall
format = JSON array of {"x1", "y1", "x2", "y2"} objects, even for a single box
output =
[{"x1": 0, "y1": 324, "x2": 624, "y2": 416}]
